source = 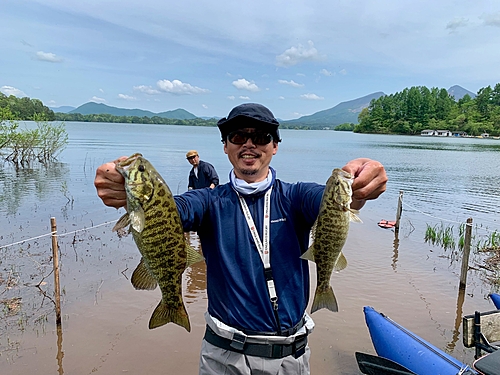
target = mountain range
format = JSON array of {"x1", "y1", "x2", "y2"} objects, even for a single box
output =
[
  {"x1": 50, "y1": 85, "x2": 477, "y2": 128},
  {"x1": 64, "y1": 102, "x2": 197, "y2": 120}
]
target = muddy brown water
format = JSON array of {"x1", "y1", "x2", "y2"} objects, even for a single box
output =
[
  {"x1": 1, "y1": 124, "x2": 500, "y2": 374},
  {"x1": 1, "y1": 211, "x2": 497, "y2": 375}
]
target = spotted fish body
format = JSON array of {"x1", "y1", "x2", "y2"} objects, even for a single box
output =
[
  {"x1": 113, "y1": 153, "x2": 204, "y2": 331},
  {"x1": 301, "y1": 168, "x2": 362, "y2": 313}
]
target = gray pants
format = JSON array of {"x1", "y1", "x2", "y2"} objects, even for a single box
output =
[{"x1": 199, "y1": 339, "x2": 311, "y2": 375}]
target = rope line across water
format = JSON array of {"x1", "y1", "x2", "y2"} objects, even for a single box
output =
[{"x1": 0, "y1": 220, "x2": 117, "y2": 250}]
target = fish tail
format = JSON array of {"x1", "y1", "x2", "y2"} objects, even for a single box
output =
[
  {"x1": 149, "y1": 301, "x2": 191, "y2": 332},
  {"x1": 311, "y1": 286, "x2": 338, "y2": 313}
]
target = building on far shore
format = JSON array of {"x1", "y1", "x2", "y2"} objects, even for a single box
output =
[{"x1": 420, "y1": 129, "x2": 452, "y2": 137}]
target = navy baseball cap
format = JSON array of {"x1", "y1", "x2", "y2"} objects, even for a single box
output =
[{"x1": 217, "y1": 103, "x2": 281, "y2": 142}]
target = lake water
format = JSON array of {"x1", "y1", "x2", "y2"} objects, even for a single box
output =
[{"x1": 1, "y1": 122, "x2": 500, "y2": 374}]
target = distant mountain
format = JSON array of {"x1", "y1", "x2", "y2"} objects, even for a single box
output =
[
  {"x1": 447, "y1": 85, "x2": 476, "y2": 100},
  {"x1": 283, "y1": 92, "x2": 385, "y2": 128},
  {"x1": 69, "y1": 102, "x2": 197, "y2": 120},
  {"x1": 50, "y1": 105, "x2": 76, "y2": 113}
]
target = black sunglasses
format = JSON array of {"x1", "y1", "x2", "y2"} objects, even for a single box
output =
[
  {"x1": 186, "y1": 155, "x2": 197, "y2": 160},
  {"x1": 226, "y1": 131, "x2": 274, "y2": 146}
]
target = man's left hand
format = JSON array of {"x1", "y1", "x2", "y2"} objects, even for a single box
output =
[{"x1": 342, "y1": 158, "x2": 388, "y2": 210}]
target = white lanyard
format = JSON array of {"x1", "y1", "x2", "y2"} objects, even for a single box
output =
[{"x1": 236, "y1": 187, "x2": 277, "y2": 302}]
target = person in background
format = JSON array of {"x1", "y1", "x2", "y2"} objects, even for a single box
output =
[
  {"x1": 186, "y1": 150, "x2": 219, "y2": 190},
  {"x1": 94, "y1": 103, "x2": 388, "y2": 375}
]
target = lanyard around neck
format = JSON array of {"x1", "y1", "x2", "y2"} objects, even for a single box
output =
[
  {"x1": 236, "y1": 187, "x2": 277, "y2": 302},
  {"x1": 236, "y1": 186, "x2": 282, "y2": 334}
]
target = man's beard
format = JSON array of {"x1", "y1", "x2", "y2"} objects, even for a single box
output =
[{"x1": 240, "y1": 168, "x2": 257, "y2": 176}]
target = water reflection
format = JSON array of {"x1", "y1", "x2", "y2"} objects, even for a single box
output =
[
  {"x1": 392, "y1": 231, "x2": 400, "y2": 270},
  {"x1": 56, "y1": 324, "x2": 64, "y2": 375},
  {"x1": 0, "y1": 161, "x2": 70, "y2": 216},
  {"x1": 375, "y1": 140, "x2": 500, "y2": 152},
  {"x1": 184, "y1": 232, "x2": 207, "y2": 303},
  {"x1": 446, "y1": 287, "x2": 466, "y2": 352}
]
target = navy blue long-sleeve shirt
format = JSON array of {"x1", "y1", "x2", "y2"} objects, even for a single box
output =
[{"x1": 188, "y1": 160, "x2": 219, "y2": 190}]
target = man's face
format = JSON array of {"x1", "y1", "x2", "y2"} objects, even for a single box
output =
[
  {"x1": 223, "y1": 127, "x2": 278, "y2": 183},
  {"x1": 187, "y1": 155, "x2": 199, "y2": 166}
]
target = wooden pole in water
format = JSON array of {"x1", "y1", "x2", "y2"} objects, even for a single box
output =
[
  {"x1": 395, "y1": 190, "x2": 403, "y2": 234},
  {"x1": 51, "y1": 217, "x2": 62, "y2": 326},
  {"x1": 459, "y1": 217, "x2": 473, "y2": 289}
]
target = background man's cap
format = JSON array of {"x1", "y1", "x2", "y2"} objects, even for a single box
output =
[
  {"x1": 186, "y1": 150, "x2": 198, "y2": 158},
  {"x1": 217, "y1": 103, "x2": 281, "y2": 142}
]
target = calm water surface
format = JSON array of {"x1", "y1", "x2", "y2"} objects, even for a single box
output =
[{"x1": 1, "y1": 122, "x2": 499, "y2": 374}]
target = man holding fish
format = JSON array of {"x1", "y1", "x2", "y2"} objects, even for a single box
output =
[{"x1": 94, "y1": 103, "x2": 387, "y2": 375}]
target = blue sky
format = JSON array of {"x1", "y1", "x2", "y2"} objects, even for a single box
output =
[{"x1": 2, "y1": 0, "x2": 500, "y2": 120}]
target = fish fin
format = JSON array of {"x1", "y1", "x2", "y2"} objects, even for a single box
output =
[
  {"x1": 112, "y1": 213, "x2": 130, "y2": 232},
  {"x1": 300, "y1": 245, "x2": 316, "y2": 262},
  {"x1": 149, "y1": 301, "x2": 191, "y2": 332},
  {"x1": 185, "y1": 245, "x2": 205, "y2": 267},
  {"x1": 129, "y1": 207, "x2": 145, "y2": 232},
  {"x1": 310, "y1": 219, "x2": 318, "y2": 241},
  {"x1": 131, "y1": 258, "x2": 158, "y2": 290},
  {"x1": 349, "y1": 210, "x2": 363, "y2": 223},
  {"x1": 311, "y1": 286, "x2": 338, "y2": 313},
  {"x1": 333, "y1": 252, "x2": 348, "y2": 272}
]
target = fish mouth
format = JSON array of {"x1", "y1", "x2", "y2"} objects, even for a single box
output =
[{"x1": 115, "y1": 153, "x2": 143, "y2": 176}]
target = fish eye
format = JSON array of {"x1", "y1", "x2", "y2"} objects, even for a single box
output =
[{"x1": 138, "y1": 164, "x2": 145, "y2": 172}]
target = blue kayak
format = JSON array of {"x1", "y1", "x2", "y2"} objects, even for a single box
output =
[
  {"x1": 364, "y1": 306, "x2": 477, "y2": 375},
  {"x1": 490, "y1": 293, "x2": 500, "y2": 309}
]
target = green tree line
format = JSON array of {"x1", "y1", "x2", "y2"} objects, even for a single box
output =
[
  {"x1": 0, "y1": 93, "x2": 55, "y2": 121},
  {"x1": 355, "y1": 83, "x2": 500, "y2": 136},
  {"x1": 54, "y1": 112, "x2": 219, "y2": 127}
]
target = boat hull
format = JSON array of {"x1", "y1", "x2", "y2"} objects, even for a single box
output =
[
  {"x1": 364, "y1": 306, "x2": 474, "y2": 375},
  {"x1": 490, "y1": 293, "x2": 500, "y2": 309}
]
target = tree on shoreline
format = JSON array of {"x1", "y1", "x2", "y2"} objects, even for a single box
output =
[{"x1": 355, "y1": 83, "x2": 500, "y2": 136}]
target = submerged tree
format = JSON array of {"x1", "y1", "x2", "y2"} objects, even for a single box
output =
[{"x1": 0, "y1": 115, "x2": 68, "y2": 166}]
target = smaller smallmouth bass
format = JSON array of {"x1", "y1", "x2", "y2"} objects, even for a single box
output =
[
  {"x1": 113, "y1": 153, "x2": 204, "y2": 331},
  {"x1": 301, "y1": 168, "x2": 362, "y2": 313}
]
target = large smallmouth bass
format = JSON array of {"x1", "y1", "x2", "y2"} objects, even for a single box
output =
[
  {"x1": 301, "y1": 168, "x2": 362, "y2": 313},
  {"x1": 113, "y1": 153, "x2": 204, "y2": 331}
]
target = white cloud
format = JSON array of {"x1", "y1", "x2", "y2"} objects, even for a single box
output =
[
  {"x1": 278, "y1": 96, "x2": 285, "y2": 100},
  {"x1": 156, "y1": 79, "x2": 210, "y2": 95},
  {"x1": 227, "y1": 96, "x2": 236, "y2": 100},
  {"x1": 239, "y1": 96, "x2": 251, "y2": 100},
  {"x1": 202, "y1": 104, "x2": 208, "y2": 109},
  {"x1": 118, "y1": 94, "x2": 136, "y2": 100},
  {"x1": 320, "y1": 69, "x2": 333, "y2": 77},
  {"x1": 446, "y1": 17, "x2": 468, "y2": 32},
  {"x1": 99, "y1": 88, "x2": 105, "y2": 93},
  {"x1": 232, "y1": 78, "x2": 260, "y2": 92},
  {"x1": 133, "y1": 85, "x2": 160, "y2": 95},
  {"x1": 36, "y1": 51, "x2": 63, "y2": 63},
  {"x1": 91, "y1": 96, "x2": 106, "y2": 103},
  {"x1": 339, "y1": 69, "x2": 347, "y2": 75},
  {"x1": 481, "y1": 12, "x2": 500, "y2": 27},
  {"x1": 278, "y1": 79, "x2": 304, "y2": 88},
  {"x1": 0, "y1": 85, "x2": 27, "y2": 97},
  {"x1": 300, "y1": 93, "x2": 324, "y2": 100},
  {"x1": 276, "y1": 41, "x2": 320, "y2": 67}
]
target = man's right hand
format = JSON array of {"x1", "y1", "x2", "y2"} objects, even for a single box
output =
[{"x1": 94, "y1": 157, "x2": 128, "y2": 208}]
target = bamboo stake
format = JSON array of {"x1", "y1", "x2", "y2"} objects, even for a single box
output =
[
  {"x1": 51, "y1": 217, "x2": 62, "y2": 326},
  {"x1": 459, "y1": 217, "x2": 473, "y2": 289},
  {"x1": 395, "y1": 190, "x2": 403, "y2": 234}
]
